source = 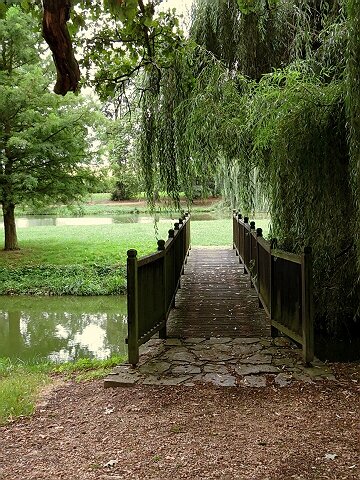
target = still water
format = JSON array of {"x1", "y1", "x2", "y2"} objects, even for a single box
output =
[
  {"x1": 0, "y1": 296, "x2": 127, "y2": 362},
  {"x1": 0, "y1": 213, "x2": 222, "y2": 363}
]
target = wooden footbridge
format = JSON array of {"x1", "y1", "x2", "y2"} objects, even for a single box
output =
[{"x1": 126, "y1": 214, "x2": 314, "y2": 365}]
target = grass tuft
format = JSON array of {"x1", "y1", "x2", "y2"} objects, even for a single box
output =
[{"x1": 0, "y1": 355, "x2": 126, "y2": 425}]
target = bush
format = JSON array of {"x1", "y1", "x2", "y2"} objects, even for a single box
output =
[{"x1": 111, "y1": 171, "x2": 142, "y2": 200}]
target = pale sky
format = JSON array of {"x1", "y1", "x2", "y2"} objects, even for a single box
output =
[
  {"x1": 162, "y1": 0, "x2": 193, "y2": 14},
  {"x1": 161, "y1": 0, "x2": 193, "y2": 26}
]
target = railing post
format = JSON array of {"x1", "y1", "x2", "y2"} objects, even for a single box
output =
[
  {"x1": 233, "y1": 210, "x2": 237, "y2": 251},
  {"x1": 157, "y1": 239, "x2": 167, "y2": 339},
  {"x1": 179, "y1": 218, "x2": 185, "y2": 265},
  {"x1": 127, "y1": 249, "x2": 139, "y2": 366},
  {"x1": 302, "y1": 246, "x2": 314, "y2": 364},
  {"x1": 243, "y1": 216, "x2": 249, "y2": 274},
  {"x1": 185, "y1": 212, "x2": 191, "y2": 252},
  {"x1": 168, "y1": 229, "x2": 175, "y2": 307},
  {"x1": 249, "y1": 221, "x2": 256, "y2": 287},
  {"x1": 174, "y1": 222, "x2": 181, "y2": 287},
  {"x1": 256, "y1": 228, "x2": 263, "y2": 308},
  {"x1": 237, "y1": 213, "x2": 243, "y2": 263},
  {"x1": 270, "y1": 238, "x2": 279, "y2": 338}
]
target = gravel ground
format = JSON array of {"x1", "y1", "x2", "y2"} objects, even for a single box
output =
[{"x1": 0, "y1": 364, "x2": 359, "y2": 480}]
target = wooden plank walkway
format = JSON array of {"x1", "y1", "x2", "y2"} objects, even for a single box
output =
[{"x1": 167, "y1": 247, "x2": 271, "y2": 338}]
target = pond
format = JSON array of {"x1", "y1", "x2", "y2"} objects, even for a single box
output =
[
  {"x1": 0, "y1": 213, "x2": 222, "y2": 229},
  {"x1": 0, "y1": 296, "x2": 127, "y2": 362}
]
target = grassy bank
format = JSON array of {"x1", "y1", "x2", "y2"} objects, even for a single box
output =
[
  {"x1": 0, "y1": 218, "x2": 271, "y2": 295},
  {"x1": 0, "y1": 355, "x2": 126, "y2": 425},
  {"x1": 15, "y1": 195, "x2": 225, "y2": 217}
]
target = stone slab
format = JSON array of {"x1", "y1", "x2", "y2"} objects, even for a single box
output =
[
  {"x1": 235, "y1": 364, "x2": 279, "y2": 376},
  {"x1": 273, "y1": 357, "x2": 295, "y2": 367},
  {"x1": 138, "y1": 361, "x2": 171, "y2": 375},
  {"x1": 274, "y1": 337, "x2": 293, "y2": 347},
  {"x1": 195, "y1": 350, "x2": 234, "y2": 362},
  {"x1": 183, "y1": 337, "x2": 206, "y2": 344},
  {"x1": 104, "y1": 372, "x2": 141, "y2": 388},
  {"x1": 202, "y1": 373, "x2": 237, "y2": 387},
  {"x1": 141, "y1": 375, "x2": 192, "y2": 386},
  {"x1": 233, "y1": 344, "x2": 263, "y2": 357},
  {"x1": 164, "y1": 339, "x2": 183, "y2": 346},
  {"x1": 233, "y1": 337, "x2": 262, "y2": 344},
  {"x1": 240, "y1": 354, "x2": 272, "y2": 364},
  {"x1": 167, "y1": 351, "x2": 197, "y2": 363},
  {"x1": 172, "y1": 365, "x2": 201, "y2": 375},
  {"x1": 203, "y1": 364, "x2": 229, "y2": 374},
  {"x1": 242, "y1": 375, "x2": 267, "y2": 387},
  {"x1": 275, "y1": 373, "x2": 292, "y2": 387},
  {"x1": 207, "y1": 337, "x2": 233, "y2": 344}
]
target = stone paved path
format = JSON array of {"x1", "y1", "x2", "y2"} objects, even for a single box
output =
[{"x1": 104, "y1": 336, "x2": 336, "y2": 388}]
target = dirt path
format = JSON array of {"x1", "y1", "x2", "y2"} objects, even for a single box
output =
[{"x1": 0, "y1": 365, "x2": 359, "y2": 480}]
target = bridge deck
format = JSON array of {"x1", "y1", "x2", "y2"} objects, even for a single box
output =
[{"x1": 167, "y1": 247, "x2": 270, "y2": 338}]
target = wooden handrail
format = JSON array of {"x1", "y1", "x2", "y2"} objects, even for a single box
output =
[
  {"x1": 232, "y1": 212, "x2": 314, "y2": 364},
  {"x1": 127, "y1": 214, "x2": 191, "y2": 365}
]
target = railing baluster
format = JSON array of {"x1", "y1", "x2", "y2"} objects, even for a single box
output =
[
  {"x1": 127, "y1": 249, "x2": 139, "y2": 366},
  {"x1": 302, "y1": 246, "x2": 314, "y2": 364},
  {"x1": 157, "y1": 239, "x2": 167, "y2": 339}
]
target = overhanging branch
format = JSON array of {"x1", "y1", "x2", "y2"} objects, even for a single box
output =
[{"x1": 42, "y1": 0, "x2": 80, "y2": 95}]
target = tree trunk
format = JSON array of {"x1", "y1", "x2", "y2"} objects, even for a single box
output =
[
  {"x1": 2, "y1": 202, "x2": 19, "y2": 251},
  {"x1": 42, "y1": 0, "x2": 80, "y2": 95}
]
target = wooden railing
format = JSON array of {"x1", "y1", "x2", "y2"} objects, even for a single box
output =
[
  {"x1": 126, "y1": 214, "x2": 191, "y2": 365},
  {"x1": 233, "y1": 212, "x2": 314, "y2": 364}
]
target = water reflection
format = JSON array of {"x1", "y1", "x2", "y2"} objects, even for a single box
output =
[
  {"x1": 0, "y1": 296, "x2": 127, "y2": 362},
  {"x1": 0, "y1": 213, "x2": 222, "y2": 229}
]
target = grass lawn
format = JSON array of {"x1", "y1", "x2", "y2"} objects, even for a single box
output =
[
  {"x1": 15, "y1": 195, "x2": 224, "y2": 217},
  {"x1": 0, "y1": 217, "x2": 271, "y2": 295},
  {"x1": 0, "y1": 356, "x2": 126, "y2": 425}
]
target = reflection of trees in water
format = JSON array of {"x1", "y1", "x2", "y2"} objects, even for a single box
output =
[{"x1": 0, "y1": 297, "x2": 128, "y2": 361}]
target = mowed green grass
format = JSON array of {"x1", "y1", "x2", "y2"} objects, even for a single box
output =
[
  {"x1": 0, "y1": 222, "x2": 172, "y2": 267},
  {"x1": 0, "y1": 217, "x2": 271, "y2": 267},
  {"x1": 0, "y1": 217, "x2": 271, "y2": 294}
]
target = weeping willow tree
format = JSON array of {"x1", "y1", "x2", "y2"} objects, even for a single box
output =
[
  {"x1": 346, "y1": 0, "x2": 360, "y2": 269},
  {"x1": 134, "y1": 0, "x2": 360, "y2": 336}
]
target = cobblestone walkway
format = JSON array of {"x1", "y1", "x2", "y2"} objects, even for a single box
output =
[{"x1": 104, "y1": 336, "x2": 335, "y2": 388}]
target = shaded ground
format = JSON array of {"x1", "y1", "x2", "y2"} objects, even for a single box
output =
[{"x1": 0, "y1": 365, "x2": 359, "y2": 480}]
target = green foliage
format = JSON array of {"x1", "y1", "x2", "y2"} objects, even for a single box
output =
[
  {"x1": 346, "y1": 0, "x2": 360, "y2": 269},
  {"x1": 0, "y1": 264, "x2": 127, "y2": 295},
  {"x1": 132, "y1": 0, "x2": 358, "y2": 335},
  {"x1": 53, "y1": 355, "x2": 125, "y2": 374},
  {"x1": 106, "y1": 114, "x2": 143, "y2": 200},
  {"x1": 0, "y1": 7, "x2": 102, "y2": 249},
  {"x1": 111, "y1": 174, "x2": 141, "y2": 200},
  {"x1": 0, "y1": 354, "x2": 126, "y2": 424},
  {"x1": 0, "y1": 368, "x2": 49, "y2": 424},
  {"x1": 79, "y1": 1, "x2": 184, "y2": 100}
]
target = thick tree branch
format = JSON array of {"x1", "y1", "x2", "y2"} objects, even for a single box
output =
[{"x1": 42, "y1": 0, "x2": 80, "y2": 95}]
